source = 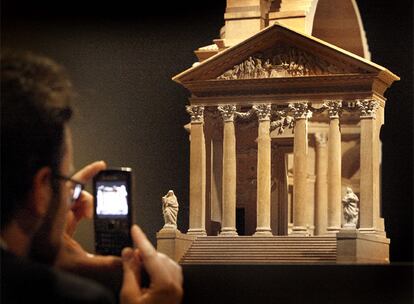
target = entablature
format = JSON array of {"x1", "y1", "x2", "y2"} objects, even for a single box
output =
[{"x1": 188, "y1": 91, "x2": 386, "y2": 108}]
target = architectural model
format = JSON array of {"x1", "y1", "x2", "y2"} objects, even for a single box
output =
[{"x1": 157, "y1": 0, "x2": 399, "y2": 264}]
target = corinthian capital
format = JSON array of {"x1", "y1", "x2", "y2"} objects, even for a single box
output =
[
  {"x1": 218, "y1": 104, "x2": 236, "y2": 122},
  {"x1": 289, "y1": 102, "x2": 312, "y2": 120},
  {"x1": 253, "y1": 104, "x2": 272, "y2": 121},
  {"x1": 356, "y1": 99, "x2": 379, "y2": 118},
  {"x1": 186, "y1": 105, "x2": 204, "y2": 123},
  {"x1": 324, "y1": 100, "x2": 343, "y2": 119}
]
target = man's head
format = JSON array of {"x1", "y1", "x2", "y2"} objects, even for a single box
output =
[{"x1": 1, "y1": 50, "x2": 74, "y2": 263}]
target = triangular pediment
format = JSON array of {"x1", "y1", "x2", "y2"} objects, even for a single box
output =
[
  {"x1": 173, "y1": 23, "x2": 398, "y2": 85},
  {"x1": 216, "y1": 44, "x2": 355, "y2": 80}
]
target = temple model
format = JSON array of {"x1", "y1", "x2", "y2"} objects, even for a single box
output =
[{"x1": 157, "y1": 0, "x2": 399, "y2": 265}]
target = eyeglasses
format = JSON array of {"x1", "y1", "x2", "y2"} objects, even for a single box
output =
[{"x1": 54, "y1": 174, "x2": 85, "y2": 203}]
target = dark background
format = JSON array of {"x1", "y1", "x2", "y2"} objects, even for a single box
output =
[{"x1": 1, "y1": 0, "x2": 413, "y2": 263}]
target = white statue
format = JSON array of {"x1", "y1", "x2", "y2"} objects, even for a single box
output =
[
  {"x1": 162, "y1": 190, "x2": 179, "y2": 229},
  {"x1": 342, "y1": 187, "x2": 359, "y2": 229}
]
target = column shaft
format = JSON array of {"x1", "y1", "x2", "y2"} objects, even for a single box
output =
[
  {"x1": 218, "y1": 105, "x2": 237, "y2": 236},
  {"x1": 314, "y1": 133, "x2": 328, "y2": 235},
  {"x1": 255, "y1": 117, "x2": 272, "y2": 236},
  {"x1": 358, "y1": 100, "x2": 380, "y2": 233},
  {"x1": 210, "y1": 139, "x2": 223, "y2": 223},
  {"x1": 292, "y1": 117, "x2": 309, "y2": 235},
  {"x1": 221, "y1": 120, "x2": 237, "y2": 235},
  {"x1": 327, "y1": 117, "x2": 342, "y2": 233},
  {"x1": 376, "y1": 105, "x2": 386, "y2": 234},
  {"x1": 187, "y1": 106, "x2": 206, "y2": 236}
]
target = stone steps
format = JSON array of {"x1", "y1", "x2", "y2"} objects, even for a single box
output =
[{"x1": 180, "y1": 236, "x2": 337, "y2": 265}]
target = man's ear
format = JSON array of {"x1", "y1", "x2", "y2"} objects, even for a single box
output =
[{"x1": 28, "y1": 167, "x2": 53, "y2": 218}]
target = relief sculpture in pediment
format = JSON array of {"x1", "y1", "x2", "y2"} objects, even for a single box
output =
[{"x1": 217, "y1": 45, "x2": 349, "y2": 80}]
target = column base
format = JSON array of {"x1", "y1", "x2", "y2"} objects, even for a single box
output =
[
  {"x1": 291, "y1": 226, "x2": 310, "y2": 236},
  {"x1": 308, "y1": 225, "x2": 315, "y2": 236},
  {"x1": 253, "y1": 227, "x2": 273, "y2": 237},
  {"x1": 187, "y1": 228, "x2": 207, "y2": 236},
  {"x1": 326, "y1": 226, "x2": 341, "y2": 234},
  {"x1": 288, "y1": 223, "x2": 293, "y2": 235},
  {"x1": 219, "y1": 227, "x2": 238, "y2": 236}
]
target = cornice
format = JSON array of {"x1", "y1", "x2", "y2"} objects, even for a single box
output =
[
  {"x1": 188, "y1": 93, "x2": 385, "y2": 108},
  {"x1": 183, "y1": 74, "x2": 392, "y2": 103}
]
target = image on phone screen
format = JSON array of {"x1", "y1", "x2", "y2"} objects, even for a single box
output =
[{"x1": 96, "y1": 181, "x2": 129, "y2": 217}]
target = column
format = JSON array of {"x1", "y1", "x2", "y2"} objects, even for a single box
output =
[
  {"x1": 314, "y1": 132, "x2": 328, "y2": 235},
  {"x1": 218, "y1": 105, "x2": 238, "y2": 236},
  {"x1": 326, "y1": 100, "x2": 342, "y2": 233},
  {"x1": 210, "y1": 138, "x2": 223, "y2": 224},
  {"x1": 253, "y1": 104, "x2": 272, "y2": 236},
  {"x1": 376, "y1": 105, "x2": 386, "y2": 234},
  {"x1": 357, "y1": 99, "x2": 380, "y2": 233},
  {"x1": 186, "y1": 105, "x2": 207, "y2": 236},
  {"x1": 290, "y1": 102, "x2": 312, "y2": 235}
]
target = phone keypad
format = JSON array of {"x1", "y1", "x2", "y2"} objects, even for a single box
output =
[{"x1": 94, "y1": 219, "x2": 131, "y2": 256}]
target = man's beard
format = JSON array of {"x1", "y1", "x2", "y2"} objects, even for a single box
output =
[{"x1": 28, "y1": 189, "x2": 62, "y2": 265}]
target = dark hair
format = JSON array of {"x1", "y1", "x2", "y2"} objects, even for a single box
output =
[{"x1": 1, "y1": 51, "x2": 73, "y2": 228}]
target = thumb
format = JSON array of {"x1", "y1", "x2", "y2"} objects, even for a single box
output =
[
  {"x1": 72, "y1": 161, "x2": 107, "y2": 183},
  {"x1": 120, "y1": 248, "x2": 142, "y2": 303}
]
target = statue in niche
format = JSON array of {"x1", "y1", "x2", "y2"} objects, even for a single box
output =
[
  {"x1": 342, "y1": 187, "x2": 360, "y2": 229},
  {"x1": 162, "y1": 190, "x2": 179, "y2": 229}
]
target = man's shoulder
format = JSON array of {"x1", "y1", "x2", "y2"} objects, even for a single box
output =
[{"x1": 1, "y1": 249, "x2": 115, "y2": 304}]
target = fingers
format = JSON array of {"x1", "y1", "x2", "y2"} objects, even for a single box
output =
[
  {"x1": 72, "y1": 161, "x2": 107, "y2": 183},
  {"x1": 65, "y1": 212, "x2": 77, "y2": 236},
  {"x1": 169, "y1": 256, "x2": 183, "y2": 287},
  {"x1": 56, "y1": 240, "x2": 124, "y2": 293},
  {"x1": 80, "y1": 191, "x2": 94, "y2": 218},
  {"x1": 66, "y1": 190, "x2": 93, "y2": 236},
  {"x1": 67, "y1": 160, "x2": 105, "y2": 232},
  {"x1": 121, "y1": 248, "x2": 142, "y2": 303},
  {"x1": 72, "y1": 190, "x2": 94, "y2": 220},
  {"x1": 129, "y1": 225, "x2": 183, "y2": 304},
  {"x1": 131, "y1": 225, "x2": 166, "y2": 281},
  {"x1": 131, "y1": 225, "x2": 157, "y2": 260}
]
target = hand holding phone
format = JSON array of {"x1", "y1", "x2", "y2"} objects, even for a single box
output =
[{"x1": 93, "y1": 168, "x2": 133, "y2": 256}]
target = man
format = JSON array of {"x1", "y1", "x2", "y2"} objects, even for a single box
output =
[{"x1": 0, "y1": 51, "x2": 183, "y2": 303}]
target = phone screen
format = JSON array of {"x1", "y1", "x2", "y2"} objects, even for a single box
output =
[{"x1": 96, "y1": 181, "x2": 129, "y2": 217}]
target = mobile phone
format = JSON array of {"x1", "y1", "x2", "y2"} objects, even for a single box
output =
[{"x1": 93, "y1": 168, "x2": 133, "y2": 256}]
